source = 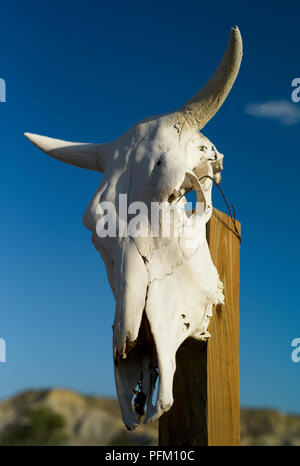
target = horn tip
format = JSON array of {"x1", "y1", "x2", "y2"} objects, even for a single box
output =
[
  {"x1": 24, "y1": 132, "x2": 36, "y2": 142},
  {"x1": 231, "y1": 25, "x2": 242, "y2": 37},
  {"x1": 24, "y1": 132, "x2": 51, "y2": 153},
  {"x1": 231, "y1": 26, "x2": 241, "y2": 36},
  {"x1": 230, "y1": 26, "x2": 243, "y2": 51}
]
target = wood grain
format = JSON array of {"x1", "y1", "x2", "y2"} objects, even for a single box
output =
[
  {"x1": 206, "y1": 208, "x2": 241, "y2": 445},
  {"x1": 159, "y1": 209, "x2": 241, "y2": 446}
]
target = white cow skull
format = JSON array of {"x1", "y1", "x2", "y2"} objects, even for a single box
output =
[{"x1": 25, "y1": 27, "x2": 242, "y2": 430}]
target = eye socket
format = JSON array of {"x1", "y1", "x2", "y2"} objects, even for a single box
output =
[
  {"x1": 199, "y1": 145, "x2": 207, "y2": 152},
  {"x1": 156, "y1": 160, "x2": 161, "y2": 166}
]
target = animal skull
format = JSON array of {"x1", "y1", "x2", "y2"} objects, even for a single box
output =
[{"x1": 25, "y1": 27, "x2": 242, "y2": 430}]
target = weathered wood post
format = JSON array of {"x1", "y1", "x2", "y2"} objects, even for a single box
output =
[{"x1": 159, "y1": 208, "x2": 241, "y2": 446}]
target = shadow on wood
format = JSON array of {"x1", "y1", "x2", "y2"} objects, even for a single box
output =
[{"x1": 159, "y1": 208, "x2": 241, "y2": 446}]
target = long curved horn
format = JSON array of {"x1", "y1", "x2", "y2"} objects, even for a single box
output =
[
  {"x1": 24, "y1": 133, "x2": 111, "y2": 172},
  {"x1": 180, "y1": 26, "x2": 243, "y2": 130}
]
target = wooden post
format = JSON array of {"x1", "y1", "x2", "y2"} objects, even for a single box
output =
[{"x1": 159, "y1": 208, "x2": 241, "y2": 446}]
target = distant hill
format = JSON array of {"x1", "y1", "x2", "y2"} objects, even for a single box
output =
[
  {"x1": 0, "y1": 389, "x2": 299, "y2": 446},
  {"x1": 0, "y1": 389, "x2": 157, "y2": 446}
]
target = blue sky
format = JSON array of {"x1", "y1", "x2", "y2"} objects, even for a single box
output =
[{"x1": 1, "y1": 0, "x2": 300, "y2": 413}]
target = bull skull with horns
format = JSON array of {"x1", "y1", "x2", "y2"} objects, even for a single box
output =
[{"x1": 25, "y1": 27, "x2": 242, "y2": 430}]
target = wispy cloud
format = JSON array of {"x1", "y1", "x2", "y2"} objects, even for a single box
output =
[{"x1": 245, "y1": 100, "x2": 300, "y2": 126}]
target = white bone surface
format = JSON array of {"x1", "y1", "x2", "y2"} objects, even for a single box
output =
[{"x1": 24, "y1": 27, "x2": 242, "y2": 430}]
